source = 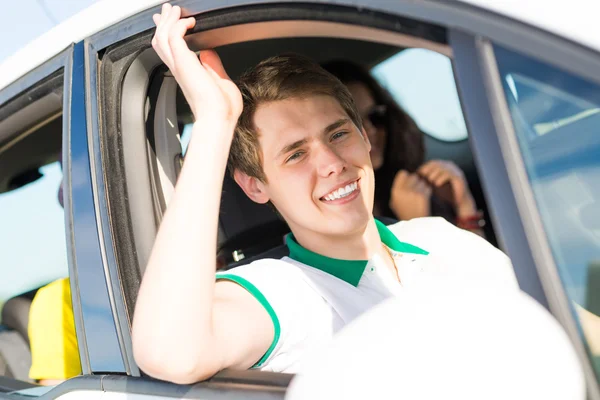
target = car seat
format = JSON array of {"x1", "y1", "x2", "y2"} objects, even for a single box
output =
[{"x1": 0, "y1": 289, "x2": 37, "y2": 382}]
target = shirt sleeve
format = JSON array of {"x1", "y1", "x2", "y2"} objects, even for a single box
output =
[
  {"x1": 28, "y1": 278, "x2": 82, "y2": 381},
  {"x1": 216, "y1": 259, "x2": 332, "y2": 373}
]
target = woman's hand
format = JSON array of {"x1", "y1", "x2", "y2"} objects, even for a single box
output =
[
  {"x1": 389, "y1": 170, "x2": 432, "y2": 220},
  {"x1": 152, "y1": 3, "x2": 242, "y2": 124},
  {"x1": 417, "y1": 160, "x2": 476, "y2": 217}
]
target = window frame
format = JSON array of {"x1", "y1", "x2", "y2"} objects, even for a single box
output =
[
  {"x1": 89, "y1": 1, "x2": 452, "y2": 382},
  {"x1": 451, "y1": 31, "x2": 600, "y2": 398}
]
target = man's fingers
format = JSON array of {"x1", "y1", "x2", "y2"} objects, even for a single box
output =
[
  {"x1": 166, "y1": 4, "x2": 182, "y2": 26},
  {"x1": 158, "y1": 9, "x2": 192, "y2": 73},
  {"x1": 152, "y1": 13, "x2": 161, "y2": 25},
  {"x1": 200, "y1": 50, "x2": 231, "y2": 80},
  {"x1": 184, "y1": 16, "x2": 196, "y2": 30},
  {"x1": 168, "y1": 20, "x2": 202, "y2": 70},
  {"x1": 153, "y1": 5, "x2": 180, "y2": 68}
]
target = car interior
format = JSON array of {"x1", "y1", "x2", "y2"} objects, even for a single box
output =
[
  {"x1": 0, "y1": 11, "x2": 499, "y2": 389},
  {"x1": 172, "y1": 36, "x2": 499, "y2": 269}
]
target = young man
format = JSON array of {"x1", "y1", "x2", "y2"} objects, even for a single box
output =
[{"x1": 132, "y1": 4, "x2": 518, "y2": 384}]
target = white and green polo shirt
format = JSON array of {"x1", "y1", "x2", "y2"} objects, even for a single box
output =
[{"x1": 216, "y1": 217, "x2": 519, "y2": 373}]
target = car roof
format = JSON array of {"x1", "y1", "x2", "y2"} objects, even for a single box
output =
[{"x1": 0, "y1": 0, "x2": 598, "y2": 94}]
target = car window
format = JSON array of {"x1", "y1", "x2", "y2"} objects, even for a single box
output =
[
  {"x1": 494, "y1": 45, "x2": 600, "y2": 373},
  {"x1": 181, "y1": 123, "x2": 192, "y2": 156},
  {"x1": 0, "y1": 161, "x2": 68, "y2": 304},
  {"x1": 371, "y1": 48, "x2": 468, "y2": 142}
]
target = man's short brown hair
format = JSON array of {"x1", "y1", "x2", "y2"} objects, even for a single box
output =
[{"x1": 228, "y1": 53, "x2": 364, "y2": 182}]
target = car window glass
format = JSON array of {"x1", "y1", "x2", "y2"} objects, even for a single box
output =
[
  {"x1": 494, "y1": 45, "x2": 600, "y2": 373},
  {"x1": 371, "y1": 48, "x2": 468, "y2": 142},
  {"x1": 181, "y1": 123, "x2": 192, "y2": 156},
  {"x1": 0, "y1": 161, "x2": 68, "y2": 304}
]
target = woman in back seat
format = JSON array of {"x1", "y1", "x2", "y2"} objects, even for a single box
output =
[{"x1": 322, "y1": 61, "x2": 485, "y2": 235}]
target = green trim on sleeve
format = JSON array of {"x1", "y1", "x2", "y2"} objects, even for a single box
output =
[{"x1": 216, "y1": 273, "x2": 281, "y2": 368}]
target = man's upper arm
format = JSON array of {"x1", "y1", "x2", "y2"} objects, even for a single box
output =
[{"x1": 211, "y1": 279, "x2": 276, "y2": 370}]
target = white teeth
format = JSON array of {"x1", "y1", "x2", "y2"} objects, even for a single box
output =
[{"x1": 323, "y1": 181, "x2": 358, "y2": 201}]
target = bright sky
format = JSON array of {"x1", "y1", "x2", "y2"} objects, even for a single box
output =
[
  {"x1": 1, "y1": 0, "x2": 100, "y2": 62},
  {"x1": 0, "y1": 163, "x2": 67, "y2": 301}
]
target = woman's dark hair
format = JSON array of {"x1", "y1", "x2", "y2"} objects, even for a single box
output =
[{"x1": 322, "y1": 60, "x2": 425, "y2": 218}]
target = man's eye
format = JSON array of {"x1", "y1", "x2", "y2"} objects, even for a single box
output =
[
  {"x1": 286, "y1": 151, "x2": 303, "y2": 163},
  {"x1": 331, "y1": 131, "x2": 348, "y2": 141}
]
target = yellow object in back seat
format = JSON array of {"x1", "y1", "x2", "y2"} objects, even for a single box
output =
[{"x1": 28, "y1": 278, "x2": 81, "y2": 380}]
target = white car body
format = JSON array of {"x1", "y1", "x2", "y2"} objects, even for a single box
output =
[{"x1": 1, "y1": 0, "x2": 599, "y2": 92}]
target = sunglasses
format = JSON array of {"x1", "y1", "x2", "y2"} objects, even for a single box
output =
[{"x1": 364, "y1": 104, "x2": 388, "y2": 127}]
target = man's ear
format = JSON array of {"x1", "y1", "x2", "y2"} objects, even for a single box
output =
[
  {"x1": 361, "y1": 127, "x2": 372, "y2": 152},
  {"x1": 233, "y1": 170, "x2": 270, "y2": 204}
]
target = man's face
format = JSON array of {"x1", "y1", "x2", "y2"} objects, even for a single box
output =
[{"x1": 254, "y1": 95, "x2": 375, "y2": 238}]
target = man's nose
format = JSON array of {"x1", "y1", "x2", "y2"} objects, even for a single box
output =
[{"x1": 315, "y1": 142, "x2": 345, "y2": 177}]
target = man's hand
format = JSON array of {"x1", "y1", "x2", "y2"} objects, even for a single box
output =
[
  {"x1": 417, "y1": 160, "x2": 476, "y2": 218},
  {"x1": 152, "y1": 4, "x2": 242, "y2": 123},
  {"x1": 389, "y1": 170, "x2": 432, "y2": 220}
]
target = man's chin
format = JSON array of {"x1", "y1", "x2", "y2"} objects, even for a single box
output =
[{"x1": 320, "y1": 210, "x2": 371, "y2": 236}]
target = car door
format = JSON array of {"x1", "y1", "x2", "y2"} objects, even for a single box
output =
[{"x1": 450, "y1": 19, "x2": 600, "y2": 399}]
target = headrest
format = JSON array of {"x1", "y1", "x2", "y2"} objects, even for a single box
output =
[{"x1": 219, "y1": 172, "x2": 283, "y2": 241}]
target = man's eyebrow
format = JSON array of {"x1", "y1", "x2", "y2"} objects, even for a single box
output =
[
  {"x1": 323, "y1": 118, "x2": 351, "y2": 134},
  {"x1": 277, "y1": 119, "x2": 350, "y2": 159},
  {"x1": 278, "y1": 138, "x2": 308, "y2": 158}
]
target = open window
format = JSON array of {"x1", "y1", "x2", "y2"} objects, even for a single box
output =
[
  {"x1": 102, "y1": 4, "x2": 460, "y2": 321},
  {"x1": 98, "y1": 2, "x2": 499, "y2": 380}
]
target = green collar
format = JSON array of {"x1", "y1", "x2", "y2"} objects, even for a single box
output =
[{"x1": 286, "y1": 219, "x2": 428, "y2": 287}]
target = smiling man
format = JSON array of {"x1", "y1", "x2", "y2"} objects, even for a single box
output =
[{"x1": 132, "y1": 4, "x2": 519, "y2": 384}]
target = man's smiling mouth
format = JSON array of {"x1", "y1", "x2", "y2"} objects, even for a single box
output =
[{"x1": 321, "y1": 179, "x2": 360, "y2": 202}]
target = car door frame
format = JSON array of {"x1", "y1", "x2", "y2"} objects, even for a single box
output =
[{"x1": 449, "y1": 27, "x2": 600, "y2": 400}]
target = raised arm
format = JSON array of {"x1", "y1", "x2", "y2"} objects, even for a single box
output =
[{"x1": 132, "y1": 4, "x2": 273, "y2": 384}]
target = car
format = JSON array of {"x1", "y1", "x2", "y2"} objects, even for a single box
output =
[{"x1": 0, "y1": 0, "x2": 599, "y2": 398}]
